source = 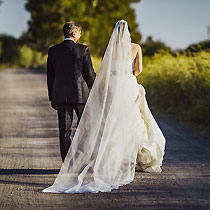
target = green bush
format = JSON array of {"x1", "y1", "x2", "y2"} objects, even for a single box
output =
[
  {"x1": 137, "y1": 51, "x2": 210, "y2": 125},
  {"x1": 18, "y1": 45, "x2": 33, "y2": 68},
  {"x1": 0, "y1": 34, "x2": 20, "y2": 65},
  {"x1": 17, "y1": 45, "x2": 47, "y2": 69},
  {"x1": 0, "y1": 41, "x2": 2, "y2": 58},
  {"x1": 32, "y1": 51, "x2": 47, "y2": 69},
  {"x1": 92, "y1": 56, "x2": 102, "y2": 73}
]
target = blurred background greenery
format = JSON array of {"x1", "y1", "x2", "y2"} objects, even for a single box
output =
[{"x1": 0, "y1": 0, "x2": 209, "y2": 126}]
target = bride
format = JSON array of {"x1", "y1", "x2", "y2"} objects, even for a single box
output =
[{"x1": 42, "y1": 19, "x2": 166, "y2": 193}]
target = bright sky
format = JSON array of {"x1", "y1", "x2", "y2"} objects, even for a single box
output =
[
  {"x1": 0, "y1": 0, "x2": 210, "y2": 50},
  {"x1": 132, "y1": 0, "x2": 210, "y2": 49},
  {"x1": 0, "y1": 0, "x2": 30, "y2": 37}
]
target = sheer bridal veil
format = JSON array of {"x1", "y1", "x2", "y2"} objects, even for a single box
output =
[{"x1": 43, "y1": 19, "x2": 153, "y2": 193}]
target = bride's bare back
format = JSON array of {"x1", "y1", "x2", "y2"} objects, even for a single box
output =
[{"x1": 131, "y1": 43, "x2": 142, "y2": 76}]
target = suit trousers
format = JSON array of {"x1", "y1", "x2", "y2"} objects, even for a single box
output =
[{"x1": 56, "y1": 103, "x2": 85, "y2": 162}]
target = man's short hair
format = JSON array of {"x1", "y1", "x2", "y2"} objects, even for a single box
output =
[{"x1": 63, "y1": 21, "x2": 81, "y2": 38}]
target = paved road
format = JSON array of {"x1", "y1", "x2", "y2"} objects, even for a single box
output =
[{"x1": 0, "y1": 68, "x2": 209, "y2": 210}]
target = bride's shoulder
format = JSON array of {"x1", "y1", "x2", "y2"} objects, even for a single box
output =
[{"x1": 131, "y1": 43, "x2": 141, "y2": 51}]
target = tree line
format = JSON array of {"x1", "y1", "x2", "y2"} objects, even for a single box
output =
[{"x1": 1, "y1": 0, "x2": 210, "y2": 68}]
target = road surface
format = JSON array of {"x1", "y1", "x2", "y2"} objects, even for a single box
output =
[{"x1": 0, "y1": 68, "x2": 209, "y2": 210}]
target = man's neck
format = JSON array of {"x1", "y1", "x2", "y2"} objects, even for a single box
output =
[{"x1": 65, "y1": 37, "x2": 76, "y2": 43}]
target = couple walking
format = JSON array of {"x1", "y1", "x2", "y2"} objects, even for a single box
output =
[{"x1": 43, "y1": 19, "x2": 166, "y2": 193}]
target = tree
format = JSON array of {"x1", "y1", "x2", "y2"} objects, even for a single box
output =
[
  {"x1": 25, "y1": 0, "x2": 142, "y2": 56},
  {"x1": 141, "y1": 36, "x2": 171, "y2": 56},
  {"x1": 0, "y1": 34, "x2": 20, "y2": 64},
  {"x1": 0, "y1": 41, "x2": 2, "y2": 58},
  {"x1": 185, "y1": 40, "x2": 210, "y2": 53}
]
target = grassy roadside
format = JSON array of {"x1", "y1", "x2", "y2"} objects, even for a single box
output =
[
  {"x1": 1, "y1": 51, "x2": 209, "y2": 127},
  {"x1": 137, "y1": 51, "x2": 210, "y2": 126}
]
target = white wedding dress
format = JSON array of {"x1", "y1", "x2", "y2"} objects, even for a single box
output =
[{"x1": 42, "y1": 20, "x2": 166, "y2": 194}]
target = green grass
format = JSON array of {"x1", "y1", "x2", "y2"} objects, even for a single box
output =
[
  {"x1": 92, "y1": 56, "x2": 102, "y2": 73},
  {"x1": 137, "y1": 51, "x2": 210, "y2": 125}
]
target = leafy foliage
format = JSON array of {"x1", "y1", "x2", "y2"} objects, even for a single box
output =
[
  {"x1": 0, "y1": 34, "x2": 47, "y2": 69},
  {"x1": 25, "y1": 0, "x2": 142, "y2": 56},
  {"x1": 141, "y1": 36, "x2": 171, "y2": 56},
  {"x1": 0, "y1": 34, "x2": 20, "y2": 64},
  {"x1": 17, "y1": 45, "x2": 47, "y2": 68},
  {"x1": 0, "y1": 41, "x2": 2, "y2": 58},
  {"x1": 137, "y1": 51, "x2": 210, "y2": 125},
  {"x1": 185, "y1": 40, "x2": 210, "y2": 53}
]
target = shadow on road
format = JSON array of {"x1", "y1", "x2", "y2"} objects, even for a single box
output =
[{"x1": 0, "y1": 168, "x2": 60, "y2": 175}]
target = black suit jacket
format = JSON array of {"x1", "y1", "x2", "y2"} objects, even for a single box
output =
[{"x1": 47, "y1": 40, "x2": 96, "y2": 104}]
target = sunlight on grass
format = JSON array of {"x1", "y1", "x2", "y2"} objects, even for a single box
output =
[
  {"x1": 92, "y1": 56, "x2": 102, "y2": 73},
  {"x1": 137, "y1": 51, "x2": 210, "y2": 125}
]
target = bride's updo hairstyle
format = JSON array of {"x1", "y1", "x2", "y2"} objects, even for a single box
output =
[{"x1": 114, "y1": 20, "x2": 131, "y2": 44}]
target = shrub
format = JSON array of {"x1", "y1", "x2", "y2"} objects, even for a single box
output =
[
  {"x1": 92, "y1": 56, "x2": 102, "y2": 73},
  {"x1": 18, "y1": 45, "x2": 47, "y2": 69},
  {"x1": 137, "y1": 51, "x2": 210, "y2": 125}
]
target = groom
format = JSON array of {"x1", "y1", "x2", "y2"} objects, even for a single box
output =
[{"x1": 47, "y1": 21, "x2": 96, "y2": 162}]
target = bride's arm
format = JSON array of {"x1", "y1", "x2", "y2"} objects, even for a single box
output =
[{"x1": 133, "y1": 45, "x2": 142, "y2": 76}]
